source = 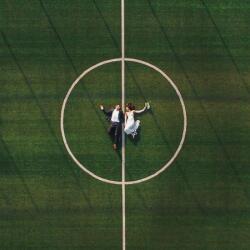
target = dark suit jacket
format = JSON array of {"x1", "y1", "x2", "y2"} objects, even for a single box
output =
[{"x1": 102, "y1": 108, "x2": 124, "y2": 123}]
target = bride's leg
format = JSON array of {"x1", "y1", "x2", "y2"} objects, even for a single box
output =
[
  {"x1": 124, "y1": 123, "x2": 132, "y2": 134},
  {"x1": 124, "y1": 127, "x2": 129, "y2": 134}
]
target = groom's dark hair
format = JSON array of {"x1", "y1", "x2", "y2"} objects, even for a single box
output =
[{"x1": 115, "y1": 104, "x2": 121, "y2": 110}]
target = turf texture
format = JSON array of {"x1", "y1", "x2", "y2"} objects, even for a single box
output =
[{"x1": 1, "y1": 0, "x2": 250, "y2": 249}]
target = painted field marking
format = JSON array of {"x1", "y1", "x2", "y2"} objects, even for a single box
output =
[
  {"x1": 60, "y1": 57, "x2": 187, "y2": 186},
  {"x1": 121, "y1": 1, "x2": 126, "y2": 249}
]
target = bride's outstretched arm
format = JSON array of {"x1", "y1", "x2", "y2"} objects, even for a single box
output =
[{"x1": 134, "y1": 105, "x2": 147, "y2": 114}]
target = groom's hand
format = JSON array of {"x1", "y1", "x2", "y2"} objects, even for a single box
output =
[{"x1": 100, "y1": 105, "x2": 104, "y2": 110}]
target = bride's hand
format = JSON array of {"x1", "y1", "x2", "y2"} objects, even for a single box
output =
[{"x1": 145, "y1": 102, "x2": 150, "y2": 109}]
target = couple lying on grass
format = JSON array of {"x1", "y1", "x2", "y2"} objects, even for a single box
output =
[{"x1": 100, "y1": 102, "x2": 150, "y2": 150}]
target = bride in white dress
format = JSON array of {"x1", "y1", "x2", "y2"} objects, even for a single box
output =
[{"x1": 124, "y1": 102, "x2": 150, "y2": 138}]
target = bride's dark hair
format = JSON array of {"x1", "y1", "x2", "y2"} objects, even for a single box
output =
[{"x1": 126, "y1": 103, "x2": 135, "y2": 111}]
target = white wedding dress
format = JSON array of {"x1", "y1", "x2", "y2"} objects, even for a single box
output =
[{"x1": 124, "y1": 105, "x2": 148, "y2": 137}]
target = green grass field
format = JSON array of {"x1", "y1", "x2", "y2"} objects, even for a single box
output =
[{"x1": 1, "y1": 0, "x2": 250, "y2": 249}]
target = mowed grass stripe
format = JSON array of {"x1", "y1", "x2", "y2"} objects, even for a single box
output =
[
  {"x1": 146, "y1": 0, "x2": 250, "y2": 200},
  {"x1": 39, "y1": 0, "x2": 110, "y2": 137},
  {"x1": 125, "y1": 64, "x2": 205, "y2": 214},
  {"x1": 200, "y1": 0, "x2": 250, "y2": 95},
  {"x1": 1, "y1": 31, "x2": 93, "y2": 209},
  {"x1": 0, "y1": 136, "x2": 39, "y2": 212}
]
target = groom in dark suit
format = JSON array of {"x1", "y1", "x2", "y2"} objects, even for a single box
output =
[{"x1": 100, "y1": 104, "x2": 124, "y2": 150}]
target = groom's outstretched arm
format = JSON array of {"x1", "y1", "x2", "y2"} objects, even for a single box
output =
[{"x1": 100, "y1": 105, "x2": 113, "y2": 117}]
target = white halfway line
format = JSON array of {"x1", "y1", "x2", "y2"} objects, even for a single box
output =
[{"x1": 121, "y1": 0, "x2": 126, "y2": 249}]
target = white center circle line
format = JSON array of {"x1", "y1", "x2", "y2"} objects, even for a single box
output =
[{"x1": 60, "y1": 57, "x2": 187, "y2": 185}]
